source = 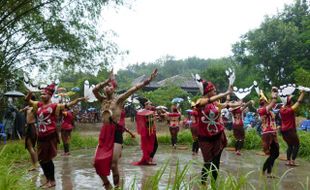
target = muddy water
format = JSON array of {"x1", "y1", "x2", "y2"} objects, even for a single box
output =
[{"x1": 32, "y1": 146, "x2": 310, "y2": 190}]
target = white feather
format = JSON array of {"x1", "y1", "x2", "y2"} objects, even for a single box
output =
[{"x1": 84, "y1": 80, "x2": 97, "y2": 102}]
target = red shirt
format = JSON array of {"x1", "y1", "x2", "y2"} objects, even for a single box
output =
[
  {"x1": 61, "y1": 111, "x2": 74, "y2": 130},
  {"x1": 232, "y1": 108, "x2": 244, "y2": 129},
  {"x1": 258, "y1": 107, "x2": 276, "y2": 133},
  {"x1": 167, "y1": 112, "x2": 181, "y2": 127},
  {"x1": 36, "y1": 102, "x2": 58, "y2": 137},
  {"x1": 280, "y1": 107, "x2": 296, "y2": 131},
  {"x1": 197, "y1": 102, "x2": 224, "y2": 137}
]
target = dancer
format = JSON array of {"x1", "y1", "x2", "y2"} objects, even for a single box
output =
[
  {"x1": 25, "y1": 84, "x2": 86, "y2": 188},
  {"x1": 20, "y1": 96, "x2": 39, "y2": 171},
  {"x1": 257, "y1": 87, "x2": 279, "y2": 178},
  {"x1": 280, "y1": 90, "x2": 305, "y2": 166},
  {"x1": 189, "y1": 102, "x2": 199, "y2": 155},
  {"x1": 61, "y1": 107, "x2": 74, "y2": 156},
  {"x1": 230, "y1": 100, "x2": 254, "y2": 155},
  {"x1": 133, "y1": 101, "x2": 158, "y2": 165},
  {"x1": 93, "y1": 69, "x2": 157, "y2": 189},
  {"x1": 194, "y1": 79, "x2": 241, "y2": 185},
  {"x1": 163, "y1": 104, "x2": 181, "y2": 149}
]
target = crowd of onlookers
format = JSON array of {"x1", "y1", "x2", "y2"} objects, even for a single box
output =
[
  {"x1": 1, "y1": 103, "x2": 310, "y2": 143},
  {"x1": 75, "y1": 109, "x2": 101, "y2": 123}
]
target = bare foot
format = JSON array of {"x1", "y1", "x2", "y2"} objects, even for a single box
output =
[
  {"x1": 285, "y1": 160, "x2": 292, "y2": 166},
  {"x1": 290, "y1": 161, "x2": 299, "y2": 166},
  {"x1": 41, "y1": 181, "x2": 56, "y2": 189}
]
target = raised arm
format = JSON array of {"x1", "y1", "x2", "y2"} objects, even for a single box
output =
[
  {"x1": 224, "y1": 101, "x2": 244, "y2": 109},
  {"x1": 92, "y1": 79, "x2": 111, "y2": 102},
  {"x1": 240, "y1": 100, "x2": 255, "y2": 111},
  {"x1": 266, "y1": 87, "x2": 278, "y2": 112},
  {"x1": 196, "y1": 85, "x2": 232, "y2": 107},
  {"x1": 66, "y1": 97, "x2": 87, "y2": 108},
  {"x1": 24, "y1": 91, "x2": 36, "y2": 107},
  {"x1": 117, "y1": 69, "x2": 158, "y2": 104},
  {"x1": 56, "y1": 97, "x2": 86, "y2": 116},
  {"x1": 292, "y1": 91, "x2": 305, "y2": 111}
]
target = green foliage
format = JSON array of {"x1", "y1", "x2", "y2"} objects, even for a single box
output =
[
  {"x1": 0, "y1": 143, "x2": 36, "y2": 190},
  {"x1": 123, "y1": 134, "x2": 139, "y2": 146},
  {"x1": 116, "y1": 57, "x2": 233, "y2": 91},
  {"x1": 157, "y1": 134, "x2": 171, "y2": 144},
  {"x1": 141, "y1": 85, "x2": 190, "y2": 109},
  {"x1": 143, "y1": 161, "x2": 169, "y2": 190},
  {"x1": 200, "y1": 60, "x2": 234, "y2": 92},
  {"x1": 0, "y1": 0, "x2": 124, "y2": 88},
  {"x1": 232, "y1": 0, "x2": 310, "y2": 87},
  {"x1": 132, "y1": 160, "x2": 260, "y2": 190},
  {"x1": 68, "y1": 132, "x2": 98, "y2": 149},
  {"x1": 294, "y1": 67, "x2": 310, "y2": 86},
  {"x1": 177, "y1": 130, "x2": 193, "y2": 145},
  {"x1": 0, "y1": 142, "x2": 29, "y2": 165},
  {"x1": 227, "y1": 129, "x2": 262, "y2": 150},
  {"x1": 298, "y1": 131, "x2": 310, "y2": 160}
]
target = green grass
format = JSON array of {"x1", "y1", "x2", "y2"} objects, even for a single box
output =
[
  {"x1": 297, "y1": 131, "x2": 310, "y2": 161},
  {"x1": 1, "y1": 128, "x2": 310, "y2": 189},
  {"x1": 69, "y1": 132, "x2": 97, "y2": 150},
  {"x1": 226, "y1": 129, "x2": 310, "y2": 160},
  {"x1": 125, "y1": 160, "x2": 310, "y2": 190},
  {"x1": 0, "y1": 143, "x2": 36, "y2": 190},
  {"x1": 227, "y1": 129, "x2": 261, "y2": 150}
]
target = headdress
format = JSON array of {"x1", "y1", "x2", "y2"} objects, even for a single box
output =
[
  {"x1": 43, "y1": 83, "x2": 56, "y2": 96},
  {"x1": 203, "y1": 81, "x2": 216, "y2": 95},
  {"x1": 190, "y1": 101, "x2": 196, "y2": 107},
  {"x1": 259, "y1": 90, "x2": 268, "y2": 105}
]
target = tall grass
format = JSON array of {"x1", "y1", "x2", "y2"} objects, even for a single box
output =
[
  {"x1": 297, "y1": 131, "x2": 310, "y2": 161},
  {"x1": 126, "y1": 160, "x2": 310, "y2": 190},
  {"x1": 69, "y1": 132, "x2": 97, "y2": 150},
  {"x1": 0, "y1": 143, "x2": 35, "y2": 190}
]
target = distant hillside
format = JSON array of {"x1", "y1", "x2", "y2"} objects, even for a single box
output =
[{"x1": 116, "y1": 56, "x2": 233, "y2": 90}]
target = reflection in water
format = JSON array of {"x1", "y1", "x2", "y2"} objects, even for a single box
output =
[
  {"x1": 60, "y1": 156, "x2": 73, "y2": 190},
  {"x1": 30, "y1": 146, "x2": 310, "y2": 190}
]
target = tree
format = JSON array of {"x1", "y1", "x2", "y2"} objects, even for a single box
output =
[
  {"x1": 141, "y1": 85, "x2": 190, "y2": 111},
  {"x1": 0, "y1": 0, "x2": 124, "y2": 89},
  {"x1": 232, "y1": 0, "x2": 310, "y2": 86}
]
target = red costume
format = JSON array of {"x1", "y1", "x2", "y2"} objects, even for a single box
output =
[
  {"x1": 133, "y1": 109, "x2": 156, "y2": 165},
  {"x1": 190, "y1": 110, "x2": 199, "y2": 138},
  {"x1": 167, "y1": 112, "x2": 181, "y2": 147},
  {"x1": 94, "y1": 109, "x2": 127, "y2": 176},
  {"x1": 61, "y1": 110, "x2": 74, "y2": 154},
  {"x1": 35, "y1": 101, "x2": 60, "y2": 161},
  {"x1": 190, "y1": 109, "x2": 199, "y2": 153},
  {"x1": 61, "y1": 111, "x2": 74, "y2": 130},
  {"x1": 197, "y1": 102, "x2": 227, "y2": 162},
  {"x1": 280, "y1": 107, "x2": 299, "y2": 145},
  {"x1": 280, "y1": 104, "x2": 301, "y2": 165},
  {"x1": 231, "y1": 108, "x2": 245, "y2": 141},
  {"x1": 94, "y1": 123, "x2": 116, "y2": 176},
  {"x1": 257, "y1": 107, "x2": 278, "y2": 154}
]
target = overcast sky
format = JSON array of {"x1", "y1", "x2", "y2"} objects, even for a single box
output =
[{"x1": 100, "y1": 0, "x2": 294, "y2": 71}]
